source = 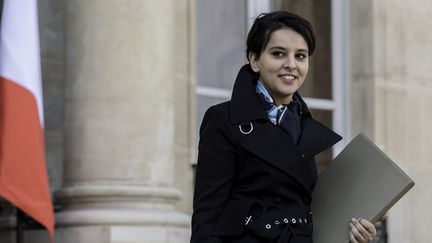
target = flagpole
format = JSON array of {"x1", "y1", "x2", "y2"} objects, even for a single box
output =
[{"x1": 16, "y1": 209, "x2": 24, "y2": 243}]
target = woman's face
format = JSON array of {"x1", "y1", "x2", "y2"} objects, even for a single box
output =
[{"x1": 249, "y1": 27, "x2": 309, "y2": 105}]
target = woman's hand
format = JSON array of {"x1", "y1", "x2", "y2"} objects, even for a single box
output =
[{"x1": 349, "y1": 218, "x2": 377, "y2": 243}]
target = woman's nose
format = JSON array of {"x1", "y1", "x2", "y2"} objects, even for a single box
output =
[{"x1": 284, "y1": 56, "x2": 296, "y2": 70}]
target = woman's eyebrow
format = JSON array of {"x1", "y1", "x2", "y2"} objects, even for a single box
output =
[
  {"x1": 268, "y1": 46, "x2": 309, "y2": 54},
  {"x1": 268, "y1": 46, "x2": 286, "y2": 51}
]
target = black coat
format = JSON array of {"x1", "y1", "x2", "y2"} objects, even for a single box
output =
[{"x1": 191, "y1": 65, "x2": 342, "y2": 243}]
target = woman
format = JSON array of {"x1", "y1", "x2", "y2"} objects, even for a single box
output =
[{"x1": 191, "y1": 11, "x2": 377, "y2": 243}]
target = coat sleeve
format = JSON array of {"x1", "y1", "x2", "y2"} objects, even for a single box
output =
[{"x1": 190, "y1": 105, "x2": 238, "y2": 243}]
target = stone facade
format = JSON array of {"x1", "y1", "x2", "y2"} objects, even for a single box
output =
[
  {"x1": 372, "y1": 1, "x2": 432, "y2": 242},
  {"x1": 350, "y1": 0, "x2": 432, "y2": 242}
]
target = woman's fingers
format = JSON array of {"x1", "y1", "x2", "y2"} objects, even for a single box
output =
[
  {"x1": 349, "y1": 231, "x2": 359, "y2": 243},
  {"x1": 350, "y1": 221, "x2": 367, "y2": 242},
  {"x1": 349, "y1": 218, "x2": 377, "y2": 242},
  {"x1": 357, "y1": 218, "x2": 377, "y2": 237}
]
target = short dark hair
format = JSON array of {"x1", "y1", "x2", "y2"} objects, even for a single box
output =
[{"x1": 246, "y1": 11, "x2": 316, "y2": 61}]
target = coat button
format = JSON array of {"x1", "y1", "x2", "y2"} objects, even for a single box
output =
[{"x1": 265, "y1": 224, "x2": 271, "y2": 229}]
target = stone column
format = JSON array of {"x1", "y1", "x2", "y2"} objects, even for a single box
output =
[{"x1": 56, "y1": 0, "x2": 191, "y2": 242}]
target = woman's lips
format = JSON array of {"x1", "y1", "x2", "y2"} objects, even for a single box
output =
[{"x1": 279, "y1": 74, "x2": 296, "y2": 81}]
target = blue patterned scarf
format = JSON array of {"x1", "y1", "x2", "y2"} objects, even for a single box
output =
[{"x1": 256, "y1": 80, "x2": 302, "y2": 144}]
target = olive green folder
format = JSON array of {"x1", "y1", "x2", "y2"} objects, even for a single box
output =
[{"x1": 311, "y1": 133, "x2": 415, "y2": 243}]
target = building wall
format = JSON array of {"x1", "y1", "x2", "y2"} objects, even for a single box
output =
[
  {"x1": 350, "y1": 0, "x2": 375, "y2": 139},
  {"x1": 352, "y1": 0, "x2": 432, "y2": 242},
  {"x1": 373, "y1": 1, "x2": 432, "y2": 242}
]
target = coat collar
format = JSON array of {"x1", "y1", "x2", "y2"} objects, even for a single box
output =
[
  {"x1": 230, "y1": 64, "x2": 312, "y2": 124},
  {"x1": 230, "y1": 64, "x2": 267, "y2": 124}
]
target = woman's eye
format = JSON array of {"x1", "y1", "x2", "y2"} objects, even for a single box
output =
[
  {"x1": 271, "y1": 51, "x2": 285, "y2": 58},
  {"x1": 296, "y1": 53, "x2": 307, "y2": 60}
]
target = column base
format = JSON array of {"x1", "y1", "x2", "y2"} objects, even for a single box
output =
[
  {"x1": 54, "y1": 184, "x2": 190, "y2": 242},
  {"x1": 55, "y1": 208, "x2": 190, "y2": 243},
  {"x1": 0, "y1": 208, "x2": 191, "y2": 243},
  {"x1": 56, "y1": 224, "x2": 190, "y2": 243}
]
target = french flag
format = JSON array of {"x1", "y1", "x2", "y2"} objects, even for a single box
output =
[{"x1": 0, "y1": 0, "x2": 55, "y2": 238}]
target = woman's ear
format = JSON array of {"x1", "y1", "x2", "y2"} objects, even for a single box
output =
[{"x1": 248, "y1": 52, "x2": 259, "y2": 73}]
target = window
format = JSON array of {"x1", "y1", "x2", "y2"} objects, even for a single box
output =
[{"x1": 196, "y1": 0, "x2": 248, "y2": 136}]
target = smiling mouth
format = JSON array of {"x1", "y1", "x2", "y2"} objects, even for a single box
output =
[{"x1": 279, "y1": 74, "x2": 296, "y2": 81}]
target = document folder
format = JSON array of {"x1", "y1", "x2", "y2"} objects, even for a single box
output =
[{"x1": 311, "y1": 133, "x2": 414, "y2": 243}]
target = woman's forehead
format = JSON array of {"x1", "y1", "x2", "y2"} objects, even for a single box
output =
[{"x1": 265, "y1": 28, "x2": 309, "y2": 50}]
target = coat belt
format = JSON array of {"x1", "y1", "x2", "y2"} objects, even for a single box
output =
[{"x1": 244, "y1": 207, "x2": 313, "y2": 242}]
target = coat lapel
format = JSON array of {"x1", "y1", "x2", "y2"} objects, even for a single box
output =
[
  {"x1": 239, "y1": 118, "x2": 342, "y2": 194},
  {"x1": 240, "y1": 122, "x2": 312, "y2": 193},
  {"x1": 298, "y1": 118, "x2": 342, "y2": 160}
]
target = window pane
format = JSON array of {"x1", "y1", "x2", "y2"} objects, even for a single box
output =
[
  {"x1": 279, "y1": 0, "x2": 332, "y2": 100},
  {"x1": 196, "y1": 0, "x2": 248, "y2": 90}
]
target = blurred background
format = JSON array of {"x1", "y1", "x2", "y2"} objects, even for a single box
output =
[{"x1": 1, "y1": 0, "x2": 431, "y2": 242}]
